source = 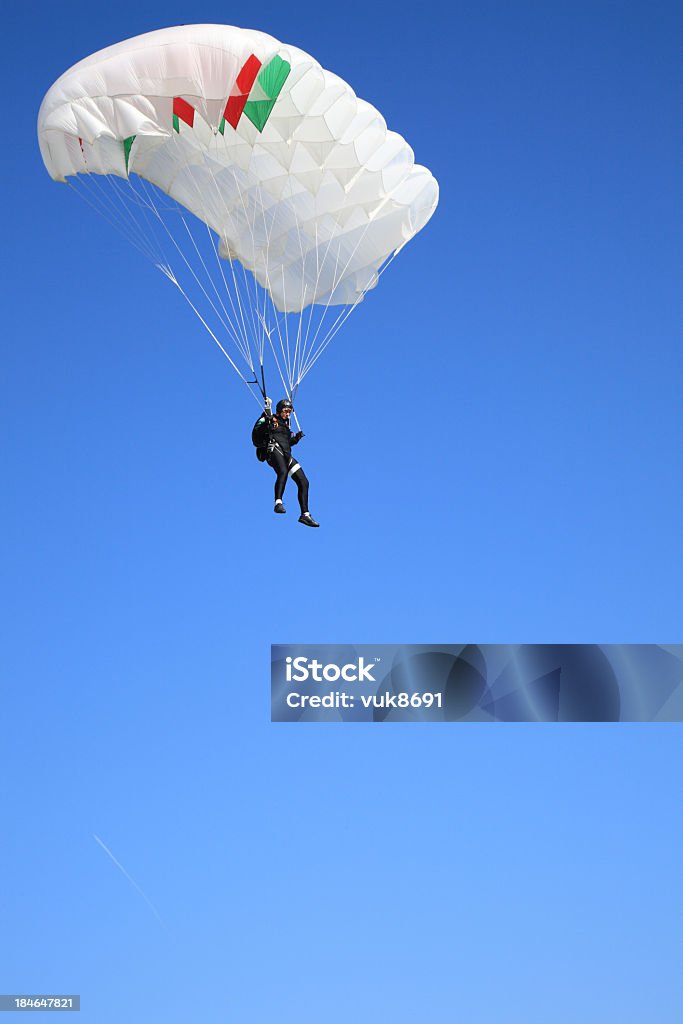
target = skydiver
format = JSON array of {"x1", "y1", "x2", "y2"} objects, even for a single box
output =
[{"x1": 253, "y1": 398, "x2": 320, "y2": 527}]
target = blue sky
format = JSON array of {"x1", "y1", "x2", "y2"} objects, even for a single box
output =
[{"x1": 2, "y1": 1, "x2": 681, "y2": 1021}]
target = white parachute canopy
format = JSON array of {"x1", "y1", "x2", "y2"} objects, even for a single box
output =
[{"x1": 38, "y1": 24, "x2": 438, "y2": 403}]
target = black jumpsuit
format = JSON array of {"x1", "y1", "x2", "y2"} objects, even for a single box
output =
[{"x1": 256, "y1": 414, "x2": 309, "y2": 513}]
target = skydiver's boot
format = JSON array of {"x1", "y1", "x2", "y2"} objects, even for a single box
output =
[
  {"x1": 274, "y1": 501, "x2": 286, "y2": 514},
  {"x1": 298, "y1": 512, "x2": 319, "y2": 527}
]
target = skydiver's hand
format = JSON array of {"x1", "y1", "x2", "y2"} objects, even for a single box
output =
[
  {"x1": 294, "y1": 430, "x2": 305, "y2": 442},
  {"x1": 264, "y1": 397, "x2": 272, "y2": 414}
]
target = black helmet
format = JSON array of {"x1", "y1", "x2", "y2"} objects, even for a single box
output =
[{"x1": 276, "y1": 398, "x2": 293, "y2": 414}]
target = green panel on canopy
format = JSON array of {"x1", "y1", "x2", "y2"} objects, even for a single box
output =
[
  {"x1": 244, "y1": 56, "x2": 291, "y2": 132},
  {"x1": 123, "y1": 135, "x2": 136, "y2": 173}
]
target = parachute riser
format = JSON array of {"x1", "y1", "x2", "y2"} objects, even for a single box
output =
[
  {"x1": 244, "y1": 363, "x2": 268, "y2": 404},
  {"x1": 290, "y1": 383, "x2": 302, "y2": 432}
]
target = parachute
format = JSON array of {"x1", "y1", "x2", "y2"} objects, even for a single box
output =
[{"x1": 38, "y1": 24, "x2": 438, "y2": 407}]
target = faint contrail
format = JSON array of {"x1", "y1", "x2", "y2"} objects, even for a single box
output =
[{"x1": 93, "y1": 834, "x2": 163, "y2": 923}]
